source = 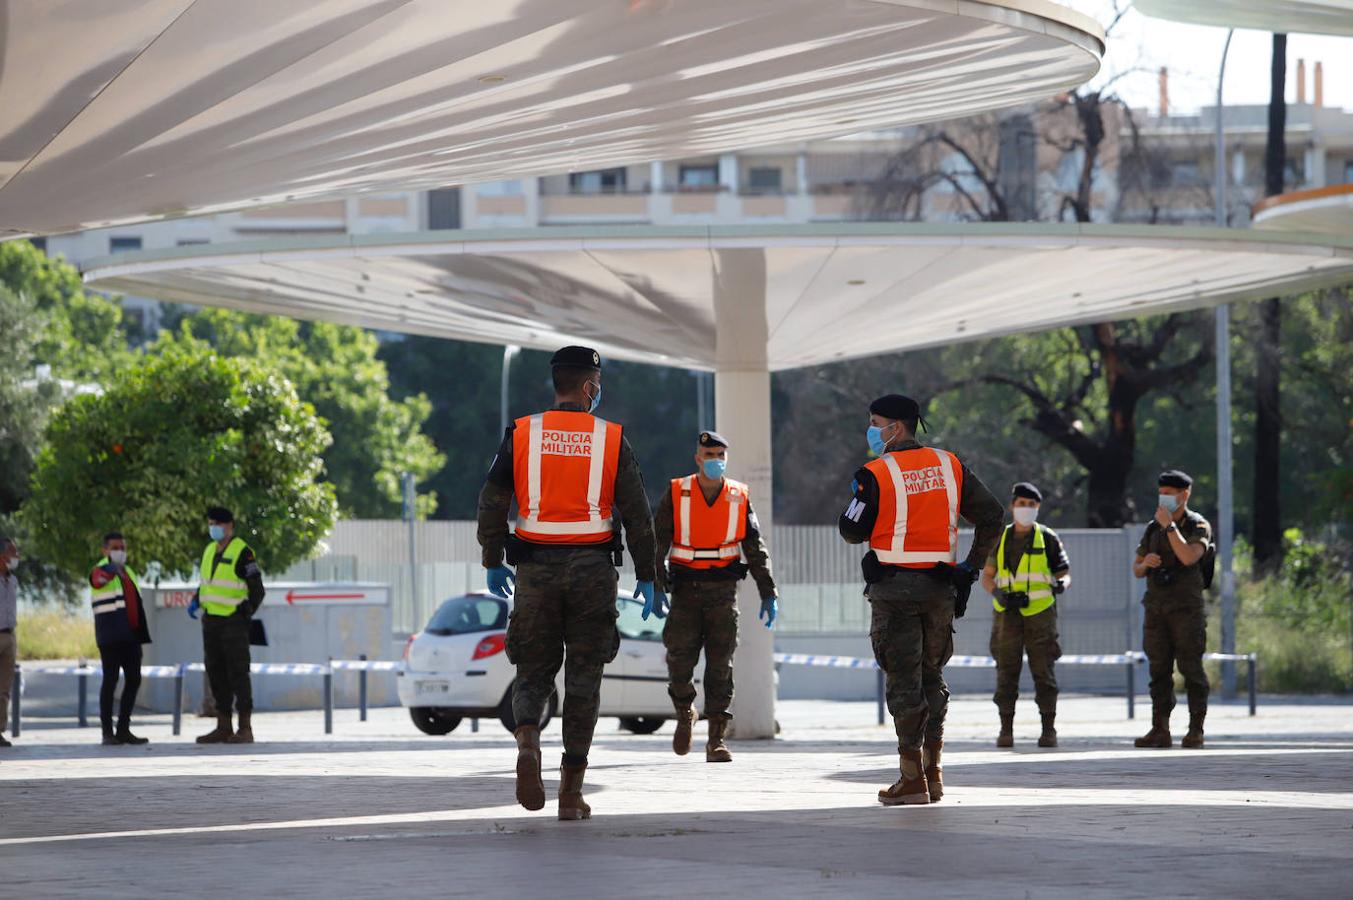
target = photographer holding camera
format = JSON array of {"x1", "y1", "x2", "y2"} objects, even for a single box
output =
[
  {"x1": 981, "y1": 482, "x2": 1070, "y2": 748},
  {"x1": 1133, "y1": 469, "x2": 1214, "y2": 750}
]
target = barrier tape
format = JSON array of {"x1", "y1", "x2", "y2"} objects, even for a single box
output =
[
  {"x1": 331, "y1": 659, "x2": 403, "y2": 672},
  {"x1": 775, "y1": 651, "x2": 1146, "y2": 671}
]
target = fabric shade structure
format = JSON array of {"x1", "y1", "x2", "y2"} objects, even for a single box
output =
[
  {"x1": 0, "y1": 0, "x2": 1103, "y2": 238},
  {"x1": 1134, "y1": 0, "x2": 1353, "y2": 36},
  {"x1": 1253, "y1": 185, "x2": 1353, "y2": 235},
  {"x1": 83, "y1": 223, "x2": 1353, "y2": 739}
]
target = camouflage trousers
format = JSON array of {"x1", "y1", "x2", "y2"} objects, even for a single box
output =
[
  {"x1": 1142, "y1": 597, "x2": 1210, "y2": 721},
  {"x1": 505, "y1": 548, "x2": 619, "y2": 762},
  {"x1": 989, "y1": 605, "x2": 1061, "y2": 718},
  {"x1": 868, "y1": 570, "x2": 956, "y2": 750},
  {"x1": 664, "y1": 580, "x2": 739, "y2": 721}
]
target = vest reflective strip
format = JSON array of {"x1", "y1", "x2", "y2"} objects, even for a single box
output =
[
  {"x1": 517, "y1": 414, "x2": 613, "y2": 536},
  {"x1": 875, "y1": 448, "x2": 959, "y2": 565},
  {"x1": 724, "y1": 491, "x2": 741, "y2": 544},
  {"x1": 937, "y1": 449, "x2": 959, "y2": 557},
  {"x1": 670, "y1": 476, "x2": 744, "y2": 563},
  {"x1": 516, "y1": 515, "x2": 614, "y2": 536},
  {"x1": 994, "y1": 526, "x2": 1056, "y2": 615},
  {"x1": 678, "y1": 476, "x2": 692, "y2": 548},
  {"x1": 91, "y1": 585, "x2": 122, "y2": 602},
  {"x1": 525, "y1": 414, "x2": 544, "y2": 521},
  {"x1": 585, "y1": 417, "x2": 607, "y2": 521},
  {"x1": 670, "y1": 546, "x2": 742, "y2": 561},
  {"x1": 93, "y1": 599, "x2": 127, "y2": 614},
  {"x1": 201, "y1": 540, "x2": 248, "y2": 610}
]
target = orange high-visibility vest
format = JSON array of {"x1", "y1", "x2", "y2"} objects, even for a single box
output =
[
  {"x1": 669, "y1": 475, "x2": 748, "y2": 569},
  {"x1": 512, "y1": 410, "x2": 622, "y2": 544},
  {"x1": 864, "y1": 447, "x2": 963, "y2": 568}
]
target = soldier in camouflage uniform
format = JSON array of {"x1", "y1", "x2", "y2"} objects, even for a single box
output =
[
  {"x1": 477, "y1": 346, "x2": 658, "y2": 820},
  {"x1": 1133, "y1": 469, "x2": 1214, "y2": 750},
  {"x1": 839, "y1": 395, "x2": 1003, "y2": 806},
  {"x1": 654, "y1": 431, "x2": 778, "y2": 762}
]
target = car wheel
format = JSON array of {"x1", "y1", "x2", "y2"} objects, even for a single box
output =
[
  {"x1": 618, "y1": 716, "x2": 666, "y2": 735},
  {"x1": 409, "y1": 707, "x2": 462, "y2": 736},
  {"x1": 498, "y1": 684, "x2": 558, "y2": 733}
]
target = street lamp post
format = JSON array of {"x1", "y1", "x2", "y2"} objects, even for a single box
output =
[{"x1": 1215, "y1": 29, "x2": 1238, "y2": 699}]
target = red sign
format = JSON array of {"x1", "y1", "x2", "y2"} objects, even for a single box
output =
[
  {"x1": 284, "y1": 589, "x2": 380, "y2": 606},
  {"x1": 157, "y1": 589, "x2": 195, "y2": 609}
]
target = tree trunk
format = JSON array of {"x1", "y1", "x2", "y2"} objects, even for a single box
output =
[{"x1": 1254, "y1": 35, "x2": 1287, "y2": 574}]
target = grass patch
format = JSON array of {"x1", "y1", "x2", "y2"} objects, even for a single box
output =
[{"x1": 16, "y1": 605, "x2": 98, "y2": 660}]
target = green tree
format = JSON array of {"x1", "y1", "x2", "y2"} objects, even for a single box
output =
[
  {"x1": 23, "y1": 341, "x2": 337, "y2": 577},
  {"x1": 164, "y1": 309, "x2": 443, "y2": 518},
  {"x1": 0, "y1": 285, "x2": 61, "y2": 515}
]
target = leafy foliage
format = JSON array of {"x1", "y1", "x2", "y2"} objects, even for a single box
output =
[{"x1": 23, "y1": 341, "x2": 337, "y2": 577}]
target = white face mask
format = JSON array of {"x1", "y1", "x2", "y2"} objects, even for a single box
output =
[
  {"x1": 1012, "y1": 507, "x2": 1039, "y2": 527},
  {"x1": 108, "y1": 549, "x2": 127, "y2": 567}
]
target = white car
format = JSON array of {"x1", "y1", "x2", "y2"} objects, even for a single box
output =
[{"x1": 398, "y1": 590, "x2": 700, "y2": 736}]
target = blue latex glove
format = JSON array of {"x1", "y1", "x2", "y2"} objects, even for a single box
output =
[
  {"x1": 634, "y1": 581, "x2": 667, "y2": 620},
  {"x1": 759, "y1": 595, "x2": 778, "y2": 629},
  {"x1": 187, "y1": 596, "x2": 200, "y2": 620},
  {"x1": 486, "y1": 565, "x2": 516, "y2": 598}
]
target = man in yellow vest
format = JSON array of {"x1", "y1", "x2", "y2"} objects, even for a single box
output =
[
  {"x1": 838, "y1": 394, "x2": 1004, "y2": 806},
  {"x1": 654, "y1": 431, "x2": 778, "y2": 763},
  {"x1": 477, "y1": 346, "x2": 657, "y2": 821},
  {"x1": 188, "y1": 506, "x2": 265, "y2": 744},
  {"x1": 89, "y1": 531, "x2": 152, "y2": 745},
  {"x1": 980, "y1": 482, "x2": 1071, "y2": 749}
]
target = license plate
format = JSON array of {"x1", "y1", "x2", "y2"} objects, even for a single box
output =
[{"x1": 417, "y1": 680, "x2": 449, "y2": 695}]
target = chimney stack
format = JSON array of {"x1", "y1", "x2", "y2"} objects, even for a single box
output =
[
  {"x1": 1297, "y1": 58, "x2": 1307, "y2": 104},
  {"x1": 1315, "y1": 61, "x2": 1324, "y2": 107},
  {"x1": 1158, "y1": 66, "x2": 1169, "y2": 118}
]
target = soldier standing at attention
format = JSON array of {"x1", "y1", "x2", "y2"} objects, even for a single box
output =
[
  {"x1": 1134, "y1": 470, "x2": 1214, "y2": 750},
  {"x1": 654, "y1": 431, "x2": 779, "y2": 763},
  {"x1": 838, "y1": 395, "x2": 1003, "y2": 806},
  {"x1": 980, "y1": 483, "x2": 1071, "y2": 749},
  {"x1": 477, "y1": 346, "x2": 659, "y2": 821}
]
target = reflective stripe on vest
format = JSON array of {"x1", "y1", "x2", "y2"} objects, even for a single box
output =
[
  {"x1": 91, "y1": 557, "x2": 140, "y2": 616},
  {"x1": 866, "y1": 447, "x2": 962, "y2": 568},
  {"x1": 993, "y1": 524, "x2": 1056, "y2": 617},
  {"x1": 512, "y1": 411, "x2": 622, "y2": 544},
  {"x1": 200, "y1": 538, "x2": 249, "y2": 616},
  {"x1": 669, "y1": 475, "x2": 748, "y2": 568}
]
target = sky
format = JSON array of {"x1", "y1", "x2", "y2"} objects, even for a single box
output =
[{"x1": 1064, "y1": 1, "x2": 1353, "y2": 114}]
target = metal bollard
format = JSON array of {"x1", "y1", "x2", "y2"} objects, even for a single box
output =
[
  {"x1": 1247, "y1": 653, "x2": 1258, "y2": 716},
  {"x1": 323, "y1": 669, "x2": 334, "y2": 735},
  {"x1": 172, "y1": 665, "x2": 185, "y2": 736},
  {"x1": 1126, "y1": 660, "x2": 1136, "y2": 720},
  {"x1": 359, "y1": 653, "x2": 368, "y2": 722},
  {"x1": 875, "y1": 668, "x2": 885, "y2": 726},
  {"x1": 10, "y1": 665, "x2": 20, "y2": 737},
  {"x1": 471, "y1": 717, "x2": 478, "y2": 733},
  {"x1": 78, "y1": 667, "x2": 88, "y2": 728}
]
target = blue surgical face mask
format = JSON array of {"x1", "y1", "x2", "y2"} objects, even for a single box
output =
[
  {"x1": 587, "y1": 382, "x2": 601, "y2": 413},
  {"x1": 702, "y1": 458, "x2": 727, "y2": 479},
  {"x1": 867, "y1": 424, "x2": 893, "y2": 456},
  {"x1": 1158, "y1": 493, "x2": 1179, "y2": 513},
  {"x1": 209, "y1": 525, "x2": 226, "y2": 542}
]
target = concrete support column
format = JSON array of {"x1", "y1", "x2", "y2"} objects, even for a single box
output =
[
  {"x1": 719, "y1": 153, "x2": 740, "y2": 195},
  {"x1": 712, "y1": 247, "x2": 775, "y2": 739},
  {"x1": 796, "y1": 149, "x2": 809, "y2": 195},
  {"x1": 649, "y1": 160, "x2": 664, "y2": 193}
]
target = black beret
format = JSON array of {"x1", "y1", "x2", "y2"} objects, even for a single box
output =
[
  {"x1": 1011, "y1": 482, "x2": 1043, "y2": 503},
  {"x1": 206, "y1": 506, "x2": 234, "y2": 523},
  {"x1": 698, "y1": 431, "x2": 729, "y2": 449},
  {"x1": 1158, "y1": 469, "x2": 1193, "y2": 489},
  {"x1": 550, "y1": 345, "x2": 601, "y2": 370},
  {"x1": 869, "y1": 394, "x2": 928, "y2": 432}
]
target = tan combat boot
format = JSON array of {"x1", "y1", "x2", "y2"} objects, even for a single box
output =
[
  {"x1": 1134, "y1": 712, "x2": 1173, "y2": 748},
  {"x1": 879, "y1": 748, "x2": 930, "y2": 806},
  {"x1": 196, "y1": 712, "x2": 233, "y2": 744},
  {"x1": 996, "y1": 713, "x2": 1014, "y2": 748},
  {"x1": 673, "y1": 707, "x2": 696, "y2": 757},
  {"x1": 558, "y1": 761, "x2": 591, "y2": 821},
  {"x1": 1181, "y1": 714, "x2": 1205, "y2": 749},
  {"x1": 228, "y1": 710, "x2": 254, "y2": 744},
  {"x1": 1038, "y1": 713, "x2": 1057, "y2": 748},
  {"x1": 514, "y1": 725, "x2": 545, "y2": 810},
  {"x1": 923, "y1": 740, "x2": 944, "y2": 802},
  {"x1": 705, "y1": 718, "x2": 732, "y2": 763}
]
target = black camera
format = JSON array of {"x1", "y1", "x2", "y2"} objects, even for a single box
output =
[
  {"x1": 1002, "y1": 590, "x2": 1030, "y2": 610},
  {"x1": 1151, "y1": 568, "x2": 1176, "y2": 587}
]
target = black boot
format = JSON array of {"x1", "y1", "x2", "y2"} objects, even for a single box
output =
[
  {"x1": 116, "y1": 720, "x2": 149, "y2": 745},
  {"x1": 1038, "y1": 713, "x2": 1057, "y2": 748}
]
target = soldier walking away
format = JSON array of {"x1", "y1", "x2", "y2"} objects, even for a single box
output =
[
  {"x1": 477, "y1": 346, "x2": 658, "y2": 821},
  {"x1": 89, "y1": 532, "x2": 152, "y2": 745},
  {"x1": 0, "y1": 536, "x2": 19, "y2": 748},
  {"x1": 839, "y1": 395, "x2": 1003, "y2": 806},
  {"x1": 188, "y1": 507, "x2": 266, "y2": 745},
  {"x1": 654, "y1": 431, "x2": 779, "y2": 763},
  {"x1": 1133, "y1": 470, "x2": 1215, "y2": 750},
  {"x1": 979, "y1": 483, "x2": 1071, "y2": 749}
]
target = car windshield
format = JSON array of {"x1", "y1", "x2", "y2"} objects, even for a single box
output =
[
  {"x1": 425, "y1": 596, "x2": 508, "y2": 636},
  {"x1": 615, "y1": 596, "x2": 664, "y2": 642}
]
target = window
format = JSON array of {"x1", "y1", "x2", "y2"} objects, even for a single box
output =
[
  {"x1": 475, "y1": 180, "x2": 523, "y2": 197},
  {"x1": 176, "y1": 239, "x2": 209, "y2": 247},
  {"x1": 678, "y1": 164, "x2": 719, "y2": 189},
  {"x1": 615, "y1": 597, "x2": 663, "y2": 642},
  {"x1": 1344, "y1": 160, "x2": 1352, "y2": 183},
  {"x1": 427, "y1": 187, "x2": 461, "y2": 229},
  {"x1": 424, "y1": 596, "x2": 508, "y2": 635},
  {"x1": 109, "y1": 236, "x2": 142, "y2": 253},
  {"x1": 568, "y1": 168, "x2": 627, "y2": 194},
  {"x1": 746, "y1": 166, "x2": 783, "y2": 193}
]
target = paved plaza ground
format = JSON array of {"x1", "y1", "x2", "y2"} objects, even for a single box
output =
[{"x1": 2, "y1": 695, "x2": 1350, "y2": 898}]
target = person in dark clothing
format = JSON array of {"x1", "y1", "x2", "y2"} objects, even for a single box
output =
[{"x1": 89, "y1": 531, "x2": 152, "y2": 745}]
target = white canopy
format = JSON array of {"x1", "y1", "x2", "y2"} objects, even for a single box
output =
[
  {"x1": 1134, "y1": 0, "x2": 1353, "y2": 36},
  {"x1": 83, "y1": 224, "x2": 1353, "y2": 371},
  {"x1": 1254, "y1": 185, "x2": 1353, "y2": 235},
  {"x1": 0, "y1": 0, "x2": 1103, "y2": 237}
]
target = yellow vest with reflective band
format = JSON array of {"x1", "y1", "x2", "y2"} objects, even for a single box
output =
[
  {"x1": 993, "y1": 524, "x2": 1056, "y2": 617},
  {"x1": 90, "y1": 557, "x2": 141, "y2": 616},
  {"x1": 200, "y1": 538, "x2": 250, "y2": 617}
]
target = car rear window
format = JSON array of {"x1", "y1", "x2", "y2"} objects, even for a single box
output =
[{"x1": 425, "y1": 596, "x2": 508, "y2": 635}]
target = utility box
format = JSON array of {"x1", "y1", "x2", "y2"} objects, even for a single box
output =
[{"x1": 139, "y1": 581, "x2": 394, "y2": 713}]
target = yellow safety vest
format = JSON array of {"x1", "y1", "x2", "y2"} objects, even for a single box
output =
[
  {"x1": 993, "y1": 524, "x2": 1057, "y2": 617},
  {"x1": 200, "y1": 538, "x2": 250, "y2": 617},
  {"x1": 90, "y1": 557, "x2": 141, "y2": 615}
]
